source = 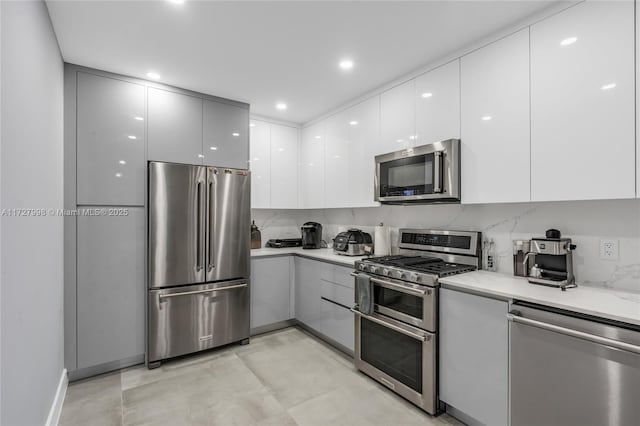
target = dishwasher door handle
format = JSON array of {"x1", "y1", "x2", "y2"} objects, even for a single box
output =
[{"x1": 507, "y1": 313, "x2": 640, "y2": 355}]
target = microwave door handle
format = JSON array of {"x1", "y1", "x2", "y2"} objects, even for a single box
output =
[{"x1": 433, "y1": 151, "x2": 442, "y2": 193}]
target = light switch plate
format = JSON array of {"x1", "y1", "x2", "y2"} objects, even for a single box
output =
[{"x1": 600, "y1": 239, "x2": 619, "y2": 261}]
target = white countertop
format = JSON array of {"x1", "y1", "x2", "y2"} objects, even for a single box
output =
[
  {"x1": 251, "y1": 247, "x2": 366, "y2": 267},
  {"x1": 440, "y1": 270, "x2": 640, "y2": 327}
]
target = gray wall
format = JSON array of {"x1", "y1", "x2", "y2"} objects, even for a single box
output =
[
  {"x1": 1, "y1": 1, "x2": 65, "y2": 425},
  {"x1": 252, "y1": 198, "x2": 640, "y2": 293}
]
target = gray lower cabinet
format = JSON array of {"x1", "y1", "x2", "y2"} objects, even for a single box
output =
[
  {"x1": 295, "y1": 257, "x2": 323, "y2": 331},
  {"x1": 295, "y1": 257, "x2": 354, "y2": 352},
  {"x1": 76, "y1": 72, "x2": 145, "y2": 205},
  {"x1": 76, "y1": 208, "x2": 145, "y2": 370},
  {"x1": 250, "y1": 256, "x2": 292, "y2": 330},
  {"x1": 147, "y1": 87, "x2": 204, "y2": 165},
  {"x1": 203, "y1": 100, "x2": 249, "y2": 169},
  {"x1": 439, "y1": 287, "x2": 509, "y2": 426}
]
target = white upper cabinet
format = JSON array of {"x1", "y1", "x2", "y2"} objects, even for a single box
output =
[
  {"x1": 203, "y1": 100, "x2": 249, "y2": 169},
  {"x1": 147, "y1": 88, "x2": 204, "y2": 165},
  {"x1": 299, "y1": 123, "x2": 325, "y2": 209},
  {"x1": 530, "y1": 1, "x2": 635, "y2": 201},
  {"x1": 76, "y1": 72, "x2": 145, "y2": 206},
  {"x1": 461, "y1": 28, "x2": 531, "y2": 204},
  {"x1": 348, "y1": 96, "x2": 380, "y2": 207},
  {"x1": 269, "y1": 124, "x2": 299, "y2": 208},
  {"x1": 380, "y1": 79, "x2": 416, "y2": 154},
  {"x1": 324, "y1": 110, "x2": 350, "y2": 208},
  {"x1": 415, "y1": 60, "x2": 461, "y2": 145},
  {"x1": 249, "y1": 120, "x2": 271, "y2": 208}
]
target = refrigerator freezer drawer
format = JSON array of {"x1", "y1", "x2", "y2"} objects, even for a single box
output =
[{"x1": 148, "y1": 280, "x2": 250, "y2": 363}]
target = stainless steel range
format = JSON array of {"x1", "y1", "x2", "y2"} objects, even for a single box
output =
[{"x1": 352, "y1": 229, "x2": 482, "y2": 415}]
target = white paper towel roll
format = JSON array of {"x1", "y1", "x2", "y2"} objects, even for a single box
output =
[{"x1": 374, "y1": 224, "x2": 391, "y2": 256}]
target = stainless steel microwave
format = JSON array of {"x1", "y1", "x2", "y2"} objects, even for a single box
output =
[{"x1": 374, "y1": 139, "x2": 460, "y2": 204}]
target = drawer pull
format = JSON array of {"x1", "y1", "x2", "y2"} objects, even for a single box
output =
[{"x1": 158, "y1": 283, "x2": 247, "y2": 299}]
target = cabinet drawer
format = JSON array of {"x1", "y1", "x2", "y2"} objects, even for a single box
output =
[
  {"x1": 320, "y1": 279, "x2": 353, "y2": 308},
  {"x1": 319, "y1": 299, "x2": 354, "y2": 352},
  {"x1": 320, "y1": 262, "x2": 354, "y2": 289}
]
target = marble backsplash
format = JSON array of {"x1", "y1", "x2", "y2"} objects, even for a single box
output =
[{"x1": 252, "y1": 199, "x2": 640, "y2": 293}]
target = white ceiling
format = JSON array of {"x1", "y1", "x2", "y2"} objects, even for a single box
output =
[{"x1": 47, "y1": 0, "x2": 561, "y2": 124}]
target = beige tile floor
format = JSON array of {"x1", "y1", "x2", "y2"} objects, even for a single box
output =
[{"x1": 59, "y1": 327, "x2": 463, "y2": 426}]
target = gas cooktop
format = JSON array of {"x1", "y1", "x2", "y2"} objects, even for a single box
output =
[{"x1": 361, "y1": 255, "x2": 476, "y2": 277}]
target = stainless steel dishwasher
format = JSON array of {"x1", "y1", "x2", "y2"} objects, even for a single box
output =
[{"x1": 508, "y1": 302, "x2": 640, "y2": 426}]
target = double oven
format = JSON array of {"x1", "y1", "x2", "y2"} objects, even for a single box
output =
[
  {"x1": 352, "y1": 229, "x2": 481, "y2": 415},
  {"x1": 351, "y1": 274, "x2": 438, "y2": 413}
]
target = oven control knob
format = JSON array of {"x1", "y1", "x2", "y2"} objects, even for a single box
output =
[
  {"x1": 370, "y1": 266, "x2": 378, "y2": 274},
  {"x1": 395, "y1": 271, "x2": 406, "y2": 279},
  {"x1": 414, "y1": 274, "x2": 422, "y2": 283},
  {"x1": 409, "y1": 273, "x2": 418, "y2": 282},
  {"x1": 382, "y1": 268, "x2": 390, "y2": 276}
]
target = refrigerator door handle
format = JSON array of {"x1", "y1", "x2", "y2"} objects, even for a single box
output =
[
  {"x1": 196, "y1": 181, "x2": 205, "y2": 271},
  {"x1": 207, "y1": 178, "x2": 214, "y2": 271}
]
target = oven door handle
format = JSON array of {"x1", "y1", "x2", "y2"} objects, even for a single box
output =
[
  {"x1": 350, "y1": 273, "x2": 428, "y2": 296},
  {"x1": 351, "y1": 308, "x2": 428, "y2": 342}
]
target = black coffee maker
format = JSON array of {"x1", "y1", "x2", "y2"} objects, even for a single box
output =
[{"x1": 301, "y1": 222, "x2": 322, "y2": 249}]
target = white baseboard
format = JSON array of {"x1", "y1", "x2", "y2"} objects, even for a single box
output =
[{"x1": 45, "y1": 368, "x2": 68, "y2": 426}]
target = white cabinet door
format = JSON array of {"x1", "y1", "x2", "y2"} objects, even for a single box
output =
[
  {"x1": 531, "y1": 1, "x2": 635, "y2": 201},
  {"x1": 348, "y1": 96, "x2": 380, "y2": 207},
  {"x1": 440, "y1": 288, "x2": 508, "y2": 426},
  {"x1": 250, "y1": 257, "x2": 292, "y2": 330},
  {"x1": 380, "y1": 80, "x2": 416, "y2": 154},
  {"x1": 415, "y1": 60, "x2": 460, "y2": 145},
  {"x1": 461, "y1": 28, "x2": 530, "y2": 204},
  {"x1": 147, "y1": 88, "x2": 203, "y2": 165},
  {"x1": 294, "y1": 257, "x2": 323, "y2": 331},
  {"x1": 203, "y1": 100, "x2": 249, "y2": 169},
  {"x1": 637, "y1": 0, "x2": 640, "y2": 198},
  {"x1": 76, "y1": 72, "x2": 145, "y2": 206},
  {"x1": 249, "y1": 120, "x2": 271, "y2": 208},
  {"x1": 324, "y1": 110, "x2": 350, "y2": 208},
  {"x1": 299, "y1": 123, "x2": 325, "y2": 209},
  {"x1": 270, "y1": 124, "x2": 299, "y2": 208}
]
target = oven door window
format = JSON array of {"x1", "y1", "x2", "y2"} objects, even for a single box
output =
[
  {"x1": 374, "y1": 285, "x2": 423, "y2": 319},
  {"x1": 379, "y1": 154, "x2": 434, "y2": 197},
  {"x1": 361, "y1": 318, "x2": 423, "y2": 392}
]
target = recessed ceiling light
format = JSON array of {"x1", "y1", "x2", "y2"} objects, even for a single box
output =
[
  {"x1": 481, "y1": 116, "x2": 492, "y2": 121},
  {"x1": 198, "y1": 154, "x2": 204, "y2": 158},
  {"x1": 315, "y1": 135, "x2": 321, "y2": 139},
  {"x1": 232, "y1": 132, "x2": 240, "y2": 137},
  {"x1": 168, "y1": 0, "x2": 184, "y2": 4},
  {"x1": 115, "y1": 173, "x2": 122, "y2": 178},
  {"x1": 146, "y1": 71, "x2": 161, "y2": 80},
  {"x1": 128, "y1": 135, "x2": 137, "y2": 140},
  {"x1": 349, "y1": 121, "x2": 358, "y2": 126},
  {"x1": 134, "y1": 116, "x2": 144, "y2": 121},
  {"x1": 339, "y1": 59, "x2": 354, "y2": 70},
  {"x1": 409, "y1": 135, "x2": 417, "y2": 140},
  {"x1": 560, "y1": 36, "x2": 577, "y2": 46},
  {"x1": 421, "y1": 92, "x2": 433, "y2": 98},
  {"x1": 253, "y1": 157, "x2": 259, "y2": 161},
  {"x1": 397, "y1": 139, "x2": 404, "y2": 143},
  {"x1": 119, "y1": 160, "x2": 126, "y2": 165},
  {"x1": 334, "y1": 155, "x2": 341, "y2": 159},
  {"x1": 249, "y1": 123, "x2": 256, "y2": 127},
  {"x1": 278, "y1": 148, "x2": 285, "y2": 152},
  {"x1": 210, "y1": 146, "x2": 218, "y2": 150},
  {"x1": 601, "y1": 83, "x2": 617, "y2": 90},
  {"x1": 276, "y1": 103, "x2": 287, "y2": 110}
]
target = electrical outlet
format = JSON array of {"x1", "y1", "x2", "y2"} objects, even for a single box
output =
[{"x1": 600, "y1": 239, "x2": 619, "y2": 260}]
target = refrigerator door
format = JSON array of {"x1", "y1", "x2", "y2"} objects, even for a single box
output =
[
  {"x1": 149, "y1": 162, "x2": 206, "y2": 288},
  {"x1": 148, "y1": 279, "x2": 250, "y2": 362},
  {"x1": 206, "y1": 167, "x2": 251, "y2": 282}
]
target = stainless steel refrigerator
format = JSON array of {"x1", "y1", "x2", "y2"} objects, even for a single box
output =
[{"x1": 147, "y1": 161, "x2": 250, "y2": 367}]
